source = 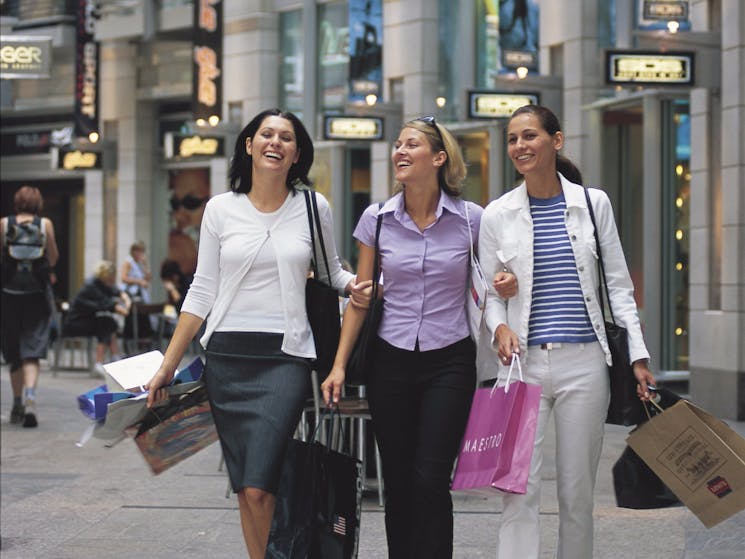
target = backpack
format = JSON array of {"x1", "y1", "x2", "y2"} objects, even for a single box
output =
[{"x1": 1, "y1": 215, "x2": 50, "y2": 295}]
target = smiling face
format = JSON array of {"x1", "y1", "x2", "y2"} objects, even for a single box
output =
[
  {"x1": 246, "y1": 115, "x2": 300, "y2": 178},
  {"x1": 506, "y1": 112, "x2": 563, "y2": 177},
  {"x1": 391, "y1": 126, "x2": 445, "y2": 186}
]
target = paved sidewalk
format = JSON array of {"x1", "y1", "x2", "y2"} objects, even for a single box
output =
[{"x1": 1, "y1": 361, "x2": 744, "y2": 558}]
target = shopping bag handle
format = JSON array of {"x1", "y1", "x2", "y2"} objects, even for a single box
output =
[
  {"x1": 491, "y1": 352, "x2": 523, "y2": 397},
  {"x1": 642, "y1": 393, "x2": 665, "y2": 422}
]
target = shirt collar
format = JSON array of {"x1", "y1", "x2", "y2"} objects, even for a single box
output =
[{"x1": 381, "y1": 190, "x2": 465, "y2": 222}]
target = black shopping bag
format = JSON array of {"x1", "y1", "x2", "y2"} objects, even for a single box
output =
[
  {"x1": 266, "y1": 417, "x2": 363, "y2": 559},
  {"x1": 613, "y1": 387, "x2": 683, "y2": 509},
  {"x1": 613, "y1": 444, "x2": 681, "y2": 509}
]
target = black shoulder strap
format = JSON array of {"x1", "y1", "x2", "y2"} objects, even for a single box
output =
[
  {"x1": 583, "y1": 187, "x2": 616, "y2": 325},
  {"x1": 303, "y1": 189, "x2": 332, "y2": 286},
  {"x1": 371, "y1": 203, "x2": 383, "y2": 297}
]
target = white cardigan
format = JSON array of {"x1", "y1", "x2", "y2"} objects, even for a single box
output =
[
  {"x1": 478, "y1": 174, "x2": 650, "y2": 380},
  {"x1": 181, "y1": 189, "x2": 354, "y2": 358}
]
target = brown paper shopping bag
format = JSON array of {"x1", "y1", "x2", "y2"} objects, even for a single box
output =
[{"x1": 627, "y1": 400, "x2": 745, "y2": 528}]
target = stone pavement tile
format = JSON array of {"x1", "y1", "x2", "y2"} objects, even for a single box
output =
[{"x1": 684, "y1": 511, "x2": 745, "y2": 559}]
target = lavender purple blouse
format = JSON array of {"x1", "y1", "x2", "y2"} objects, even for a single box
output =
[{"x1": 354, "y1": 191, "x2": 482, "y2": 352}]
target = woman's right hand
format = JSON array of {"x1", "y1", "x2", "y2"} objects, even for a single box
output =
[
  {"x1": 495, "y1": 324, "x2": 520, "y2": 365},
  {"x1": 321, "y1": 365, "x2": 346, "y2": 406},
  {"x1": 145, "y1": 365, "x2": 175, "y2": 408}
]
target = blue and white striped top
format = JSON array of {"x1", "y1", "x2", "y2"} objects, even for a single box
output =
[{"x1": 528, "y1": 193, "x2": 597, "y2": 346}]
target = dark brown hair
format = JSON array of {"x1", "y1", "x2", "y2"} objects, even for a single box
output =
[
  {"x1": 510, "y1": 105, "x2": 584, "y2": 185},
  {"x1": 228, "y1": 108, "x2": 314, "y2": 194}
]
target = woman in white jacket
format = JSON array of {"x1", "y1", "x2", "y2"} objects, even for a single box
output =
[
  {"x1": 479, "y1": 105, "x2": 656, "y2": 559},
  {"x1": 145, "y1": 109, "x2": 367, "y2": 558}
]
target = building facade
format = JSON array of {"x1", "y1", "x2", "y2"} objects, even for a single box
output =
[{"x1": 1, "y1": 0, "x2": 743, "y2": 419}]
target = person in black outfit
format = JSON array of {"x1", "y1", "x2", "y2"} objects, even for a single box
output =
[
  {"x1": 1, "y1": 185, "x2": 59, "y2": 427},
  {"x1": 64, "y1": 260, "x2": 131, "y2": 372}
]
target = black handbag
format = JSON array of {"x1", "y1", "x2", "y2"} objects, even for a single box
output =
[
  {"x1": 345, "y1": 205, "x2": 383, "y2": 387},
  {"x1": 584, "y1": 187, "x2": 645, "y2": 426},
  {"x1": 613, "y1": 444, "x2": 682, "y2": 509},
  {"x1": 304, "y1": 190, "x2": 341, "y2": 376},
  {"x1": 266, "y1": 409, "x2": 364, "y2": 559},
  {"x1": 612, "y1": 389, "x2": 683, "y2": 509}
]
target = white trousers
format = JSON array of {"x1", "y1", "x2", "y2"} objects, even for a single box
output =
[{"x1": 496, "y1": 342, "x2": 609, "y2": 559}]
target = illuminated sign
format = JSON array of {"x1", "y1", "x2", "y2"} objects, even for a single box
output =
[
  {"x1": 606, "y1": 51, "x2": 694, "y2": 85},
  {"x1": 52, "y1": 148, "x2": 101, "y2": 170},
  {"x1": 0, "y1": 36, "x2": 52, "y2": 78},
  {"x1": 164, "y1": 133, "x2": 225, "y2": 158},
  {"x1": 323, "y1": 116, "x2": 384, "y2": 140},
  {"x1": 74, "y1": 0, "x2": 99, "y2": 139},
  {"x1": 468, "y1": 91, "x2": 540, "y2": 119},
  {"x1": 193, "y1": 0, "x2": 223, "y2": 123},
  {"x1": 643, "y1": 1, "x2": 688, "y2": 20}
]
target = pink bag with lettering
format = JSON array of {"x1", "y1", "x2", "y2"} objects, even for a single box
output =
[{"x1": 451, "y1": 354, "x2": 541, "y2": 495}]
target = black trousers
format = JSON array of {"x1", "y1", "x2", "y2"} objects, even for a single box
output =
[{"x1": 367, "y1": 336, "x2": 476, "y2": 559}]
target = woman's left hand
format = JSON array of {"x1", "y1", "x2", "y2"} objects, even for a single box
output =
[
  {"x1": 321, "y1": 365, "x2": 346, "y2": 406},
  {"x1": 493, "y1": 271, "x2": 518, "y2": 299},
  {"x1": 633, "y1": 359, "x2": 656, "y2": 401}
]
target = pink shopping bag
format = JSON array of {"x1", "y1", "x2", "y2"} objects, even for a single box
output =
[{"x1": 451, "y1": 354, "x2": 541, "y2": 495}]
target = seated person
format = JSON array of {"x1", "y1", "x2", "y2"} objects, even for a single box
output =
[
  {"x1": 160, "y1": 259, "x2": 187, "y2": 312},
  {"x1": 64, "y1": 260, "x2": 131, "y2": 372}
]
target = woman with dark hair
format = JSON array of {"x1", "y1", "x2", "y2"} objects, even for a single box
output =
[
  {"x1": 1, "y1": 185, "x2": 58, "y2": 427},
  {"x1": 321, "y1": 116, "x2": 517, "y2": 558},
  {"x1": 145, "y1": 108, "x2": 367, "y2": 558},
  {"x1": 479, "y1": 104, "x2": 656, "y2": 558}
]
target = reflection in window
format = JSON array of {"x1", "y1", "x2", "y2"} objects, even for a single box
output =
[
  {"x1": 437, "y1": 0, "x2": 460, "y2": 120},
  {"x1": 662, "y1": 99, "x2": 690, "y2": 371},
  {"x1": 597, "y1": 0, "x2": 616, "y2": 49},
  {"x1": 280, "y1": 10, "x2": 304, "y2": 118},
  {"x1": 318, "y1": 1, "x2": 349, "y2": 112}
]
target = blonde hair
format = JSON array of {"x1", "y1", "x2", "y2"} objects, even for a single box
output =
[
  {"x1": 93, "y1": 260, "x2": 115, "y2": 280},
  {"x1": 394, "y1": 119, "x2": 467, "y2": 196}
]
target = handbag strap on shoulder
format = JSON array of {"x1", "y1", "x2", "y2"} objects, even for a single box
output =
[
  {"x1": 583, "y1": 187, "x2": 616, "y2": 325},
  {"x1": 371, "y1": 203, "x2": 383, "y2": 298},
  {"x1": 303, "y1": 190, "x2": 333, "y2": 285}
]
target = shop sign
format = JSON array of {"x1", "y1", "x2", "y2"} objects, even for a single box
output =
[
  {"x1": 468, "y1": 91, "x2": 540, "y2": 119},
  {"x1": 164, "y1": 133, "x2": 224, "y2": 158},
  {"x1": 643, "y1": 1, "x2": 689, "y2": 20},
  {"x1": 52, "y1": 148, "x2": 101, "y2": 170},
  {"x1": 606, "y1": 51, "x2": 694, "y2": 85},
  {"x1": 1, "y1": 127, "x2": 73, "y2": 155},
  {"x1": 323, "y1": 116, "x2": 384, "y2": 140},
  {"x1": 74, "y1": 0, "x2": 100, "y2": 139},
  {"x1": 193, "y1": 0, "x2": 223, "y2": 123},
  {"x1": 0, "y1": 36, "x2": 52, "y2": 79}
]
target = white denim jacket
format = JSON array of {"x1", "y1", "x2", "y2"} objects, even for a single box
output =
[{"x1": 478, "y1": 174, "x2": 650, "y2": 380}]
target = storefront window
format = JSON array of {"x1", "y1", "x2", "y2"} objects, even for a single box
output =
[
  {"x1": 437, "y1": 0, "x2": 460, "y2": 120},
  {"x1": 318, "y1": 1, "x2": 349, "y2": 112},
  {"x1": 280, "y1": 9, "x2": 304, "y2": 118},
  {"x1": 661, "y1": 99, "x2": 690, "y2": 371},
  {"x1": 476, "y1": 1, "x2": 501, "y2": 88},
  {"x1": 597, "y1": 0, "x2": 616, "y2": 49},
  {"x1": 476, "y1": 0, "x2": 539, "y2": 87}
]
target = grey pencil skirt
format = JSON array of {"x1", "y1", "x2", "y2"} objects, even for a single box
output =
[{"x1": 204, "y1": 332, "x2": 312, "y2": 494}]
